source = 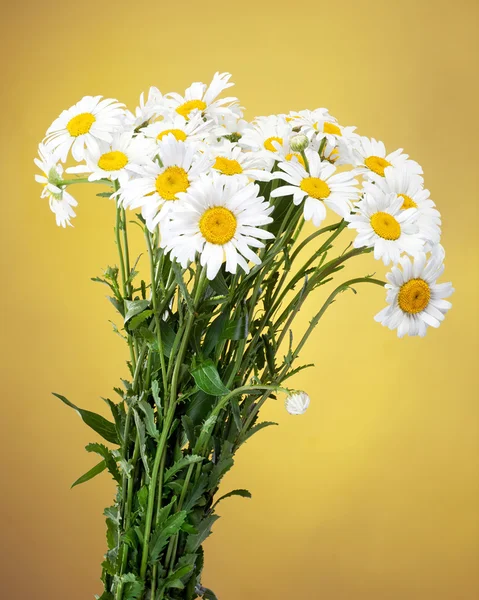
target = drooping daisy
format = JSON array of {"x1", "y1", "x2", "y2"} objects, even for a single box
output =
[
  {"x1": 124, "y1": 87, "x2": 166, "y2": 129},
  {"x1": 35, "y1": 144, "x2": 78, "y2": 227},
  {"x1": 165, "y1": 72, "x2": 239, "y2": 121},
  {"x1": 271, "y1": 149, "x2": 359, "y2": 227},
  {"x1": 118, "y1": 136, "x2": 212, "y2": 230},
  {"x1": 161, "y1": 174, "x2": 275, "y2": 280},
  {"x1": 239, "y1": 115, "x2": 293, "y2": 166},
  {"x1": 66, "y1": 131, "x2": 156, "y2": 186},
  {"x1": 142, "y1": 112, "x2": 213, "y2": 146},
  {"x1": 347, "y1": 189, "x2": 425, "y2": 265},
  {"x1": 209, "y1": 139, "x2": 272, "y2": 181},
  {"x1": 363, "y1": 167, "x2": 442, "y2": 246},
  {"x1": 285, "y1": 391, "x2": 310, "y2": 415},
  {"x1": 375, "y1": 245, "x2": 454, "y2": 337},
  {"x1": 353, "y1": 136, "x2": 423, "y2": 179},
  {"x1": 44, "y1": 96, "x2": 125, "y2": 162}
]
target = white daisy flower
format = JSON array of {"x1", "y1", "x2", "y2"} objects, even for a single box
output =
[
  {"x1": 118, "y1": 136, "x2": 212, "y2": 231},
  {"x1": 166, "y1": 72, "x2": 239, "y2": 121},
  {"x1": 211, "y1": 106, "x2": 248, "y2": 140},
  {"x1": 271, "y1": 149, "x2": 359, "y2": 227},
  {"x1": 287, "y1": 108, "x2": 333, "y2": 132},
  {"x1": 285, "y1": 391, "x2": 310, "y2": 415},
  {"x1": 209, "y1": 139, "x2": 272, "y2": 181},
  {"x1": 35, "y1": 144, "x2": 78, "y2": 227},
  {"x1": 353, "y1": 136, "x2": 423, "y2": 179},
  {"x1": 44, "y1": 95, "x2": 125, "y2": 162},
  {"x1": 161, "y1": 174, "x2": 275, "y2": 280},
  {"x1": 347, "y1": 188, "x2": 425, "y2": 266},
  {"x1": 124, "y1": 86, "x2": 166, "y2": 129},
  {"x1": 375, "y1": 245, "x2": 454, "y2": 337},
  {"x1": 142, "y1": 112, "x2": 213, "y2": 145},
  {"x1": 364, "y1": 168, "x2": 442, "y2": 247},
  {"x1": 239, "y1": 115, "x2": 293, "y2": 167},
  {"x1": 66, "y1": 131, "x2": 156, "y2": 186}
]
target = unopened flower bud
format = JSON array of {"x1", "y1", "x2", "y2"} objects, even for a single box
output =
[
  {"x1": 285, "y1": 391, "x2": 310, "y2": 415},
  {"x1": 289, "y1": 133, "x2": 308, "y2": 153}
]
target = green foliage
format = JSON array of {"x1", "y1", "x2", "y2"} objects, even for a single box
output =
[
  {"x1": 191, "y1": 360, "x2": 229, "y2": 396},
  {"x1": 53, "y1": 393, "x2": 118, "y2": 444},
  {"x1": 71, "y1": 461, "x2": 106, "y2": 488}
]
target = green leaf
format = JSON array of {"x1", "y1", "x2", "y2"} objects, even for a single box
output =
[
  {"x1": 96, "y1": 191, "x2": 113, "y2": 198},
  {"x1": 202, "y1": 588, "x2": 219, "y2": 600},
  {"x1": 221, "y1": 313, "x2": 249, "y2": 340},
  {"x1": 108, "y1": 296, "x2": 125, "y2": 316},
  {"x1": 186, "y1": 391, "x2": 214, "y2": 427},
  {"x1": 156, "y1": 496, "x2": 177, "y2": 526},
  {"x1": 203, "y1": 312, "x2": 228, "y2": 357},
  {"x1": 184, "y1": 478, "x2": 207, "y2": 512},
  {"x1": 132, "y1": 410, "x2": 150, "y2": 480},
  {"x1": 181, "y1": 415, "x2": 196, "y2": 447},
  {"x1": 164, "y1": 455, "x2": 204, "y2": 483},
  {"x1": 191, "y1": 360, "x2": 229, "y2": 396},
  {"x1": 208, "y1": 456, "x2": 234, "y2": 490},
  {"x1": 53, "y1": 393, "x2": 119, "y2": 445},
  {"x1": 185, "y1": 514, "x2": 220, "y2": 553},
  {"x1": 124, "y1": 299, "x2": 150, "y2": 324},
  {"x1": 85, "y1": 442, "x2": 121, "y2": 484},
  {"x1": 158, "y1": 321, "x2": 176, "y2": 357},
  {"x1": 208, "y1": 271, "x2": 230, "y2": 296},
  {"x1": 150, "y1": 511, "x2": 188, "y2": 562},
  {"x1": 121, "y1": 573, "x2": 144, "y2": 600},
  {"x1": 137, "y1": 399, "x2": 158, "y2": 440},
  {"x1": 128, "y1": 309, "x2": 153, "y2": 330},
  {"x1": 71, "y1": 460, "x2": 106, "y2": 488},
  {"x1": 212, "y1": 488, "x2": 252, "y2": 509},
  {"x1": 164, "y1": 564, "x2": 195, "y2": 590},
  {"x1": 243, "y1": 421, "x2": 278, "y2": 444}
]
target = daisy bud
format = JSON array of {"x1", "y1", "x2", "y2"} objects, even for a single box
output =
[
  {"x1": 289, "y1": 133, "x2": 309, "y2": 152},
  {"x1": 285, "y1": 391, "x2": 310, "y2": 415}
]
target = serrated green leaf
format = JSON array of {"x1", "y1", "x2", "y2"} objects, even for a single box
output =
[
  {"x1": 137, "y1": 399, "x2": 158, "y2": 440},
  {"x1": 149, "y1": 511, "x2": 187, "y2": 563},
  {"x1": 128, "y1": 309, "x2": 153, "y2": 330},
  {"x1": 121, "y1": 573, "x2": 144, "y2": 600},
  {"x1": 243, "y1": 421, "x2": 278, "y2": 444},
  {"x1": 191, "y1": 360, "x2": 229, "y2": 396},
  {"x1": 208, "y1": 456, "x2": 234, "y2": 490},
  {"x1": 53, "y1": 393, "x2": 118, "y2": 445},
  {"x1": 124, "y1": 299, "x2": 150, "y2": 324},
  {"x1": 212, "y1": 488, "x2": 252, "y2": 509},
  {"x1": 203, "y1": 312, "x2": 228, "y2": 357},
  {"x1": 221, "y1": 313, "x2": 249, "y2": 340},
  {"x1": 181, "y1": 414, "x2": 196, "y2": 447},
  {"x1": 71, "y1": 460, "x2": 106, "y2": 488},
  {"x1": 183, "y1": 477, "x2": 207, "y2": 512},
  {"x1": 85, "y1": 442, "x2": 121, "y2": 484},
  {"x1": 164, "y1": 455, "x2": 204, "y2": 483},
  {"x1": 185, "y1": 514, "x2": 220, "y2": 553},
  {"x1": 202, "y1": 587, "x2": 219, "y2": 600}
]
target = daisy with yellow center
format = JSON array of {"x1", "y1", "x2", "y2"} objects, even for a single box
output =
[
  {"x1": 165, "y1": 72, "x2": 239, "y2": 122},
  {"x1": 66, "y1": 132, "x2": 156, "y2": 186},
  {"x1": 161, "y1": 174, "x2": 274, "y2": 280},
  {"x1": 142, "y1": 112, "x2": 213, "y2": 147},
  {"x1": 353, "y1": 136, "x2": 423, "y2": 180},
  {"x1": 124, "y1": 86, "x2": 166, "y2": 129},
  {"x1": 271, "y1": 149, "x2": 359, "y2": 227},
  {"x1": 118, "y1": 137, "x2": 212, "y2": 231},
  {"x1": 363, "y1": 166, "x2": 442, "y2": 247},
  {"x1": 209, "y1": 140, "x2": 273, "y2": 181},
  {"x1": 240, "y1": 115, "x2": 294, "y2": 168},
  {"x1": 44, "y1": 95, "x2": 125, "y2": 163},
  {"x1": 34, "y1": 143, "x2": 78, "y2": 228},
  {"x1": 347, "y1": 188, "x2": 426, "y2": 266},
  {"x1": 375, "y1": 245, "x2": 453, "y2": 337}
]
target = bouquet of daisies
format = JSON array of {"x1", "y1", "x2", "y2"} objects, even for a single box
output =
[{"x1": 35, "y1": 72, "x2": 453, "y2": 600}]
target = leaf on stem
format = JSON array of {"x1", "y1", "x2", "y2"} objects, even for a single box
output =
[
  {"x1": 124, "y1": 299, "x2": 151, "y2": 324},
  {"x1": 164, "y1": 455, "x2": 204, "y2": 483},
  {"x1": 71, "y1": 460, "x2": 106, "y2": 488},
  {"x1": 212, "y1": 488, "x2": 252, "y2": 510},
  {"x1": 191, "y1": 360, "x2": 229, "y2": 396}
]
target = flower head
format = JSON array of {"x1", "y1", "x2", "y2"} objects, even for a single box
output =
[{"x1": 285, "y1": 391, "x2": 310, "y2": 415}]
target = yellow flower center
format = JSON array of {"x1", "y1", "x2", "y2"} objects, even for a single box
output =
[
  {"x1": 176, "y1": 99, "x2": 207, "y2": 119},
  {"x1": 155, "y1": 166, "x2": 190, "y2": 200},
  {"x1": 364, "y1": 155, "x2": 392, "y2": 177},
  {"x1": 398, "y1": 278, "x2": 431, "y2": 314},
  {"x1": 399, "y1": 193, "x2": 418, "y2": 209},
  {"x1": 66, "y1": 112, "x2": 96, "y2": 137},
  {"x1": 323, "y1": 122, "x2": 341, "y2": 136},
  {"x1": 300, "y1": 177, "x2": 331, "y2": 200},
  {"x1": 285, "y1": 152, "x2": 306, "y2": 167},
  {"x1": 264, "y1": 136, "x2": 283, "y2": 151},
  {"x1": 98, "y1": 151, "x2": 129, "y2": 171},
  {"x1": 370, "y1": 211, "x2": 401, "y2": 240},
  {"x1": 157, "y1": 129, "x2": 187, "y2": 142},
  {"x1": 213, "y1": 156, "x2": 243, "y2": 176},
  {"x1": 199, "y1": 206, "x2": 237, "y2": 245}
]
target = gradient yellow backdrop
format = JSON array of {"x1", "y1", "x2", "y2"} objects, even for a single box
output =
[{"x1": 1, "y1": 0, "x2": 478, "y2": 598}]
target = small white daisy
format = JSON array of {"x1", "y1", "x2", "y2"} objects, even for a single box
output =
[
  {"x1": 66, "y1": 131, "x2": 156, "y2": 186},
  {"x1": 161, "y1": 173, "x2": 274, "y2": 280},
  {"x1": 353, "y1": 136, "x2": 423, "y2": 179},
  {"x1": 364, "y1": 167, "x2": 441, "y2": 247},
  {"x1": 44, "y1": 95, "x2": 125, "y2": 162},
  {"x1": 239, "y1": 115, "x2": 293, "y2": 167},
  {"x1": 271, "y1": 149, "x2": 359, "y2": 227},
  {"x1": 209, "y1": 139, "x2": 272, "y2": 181},
  {"x1": 142, "y1": 112, "x2": 213, "y2": 146},
  {"x1": 375, "y1": 245, "x2": 454, "y2": 337},
  {"x1": 348, "y1": 188, "x2": 426, "y2": 265},
  {"x1": 166, "y1": 72, "x2": 239, "y2": 121},
  {"x1": 285, "y1": 391, "x2": 310, "y2": 415},
  {"x1": 124, "y1": 86, "x2": 166, "y2": 129},
  {"x1": 118, "y1": 136, "x2": 212, "y2": 230},
  {"x1": 35, "y1": 144, "x2": 78, "y2": 227}
]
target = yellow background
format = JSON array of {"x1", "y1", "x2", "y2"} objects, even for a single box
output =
[{"x1": 1, "y1": 0, "x2": 478, "y2": 598}]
